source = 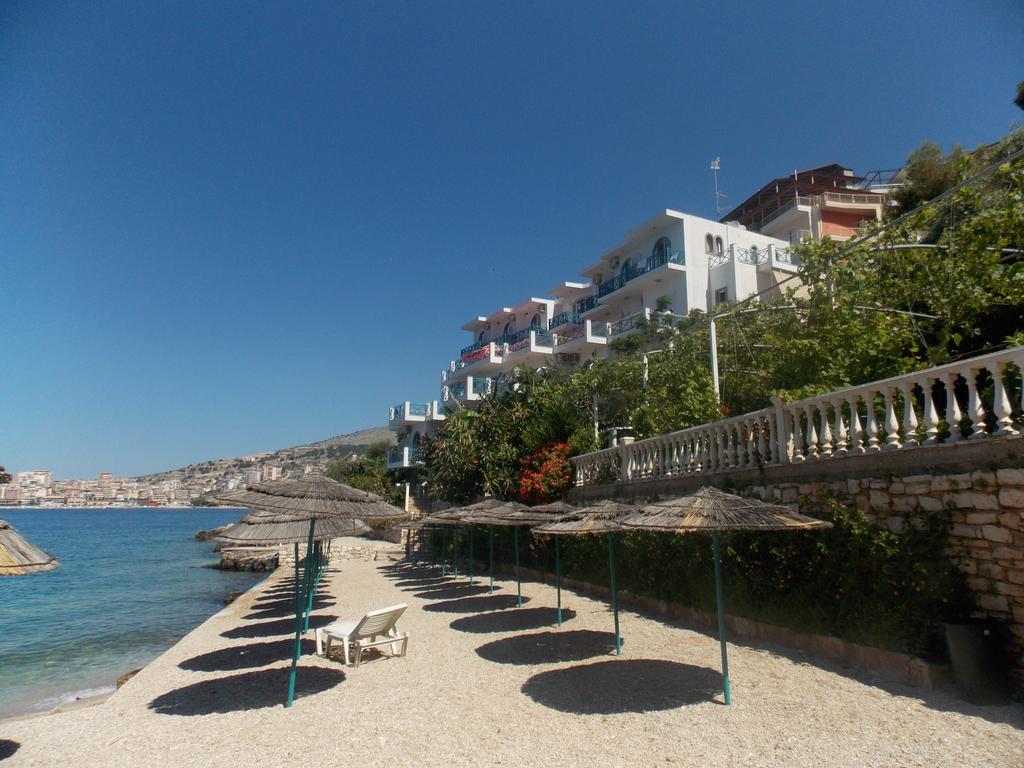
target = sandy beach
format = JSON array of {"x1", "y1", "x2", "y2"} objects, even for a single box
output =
[{"x1": 2, "y1": 538, "x2": 1022, "y2": 767}]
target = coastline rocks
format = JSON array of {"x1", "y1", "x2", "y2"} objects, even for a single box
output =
[
  {"x1": 195, "y1": 525, "x2": 230, "y2": 541},
  {"x1": 214, "y1": 547, "x2": 280, "y2": 572},
  {"x1": 116, "y1": 668, "x2": 142, "y2": 689}
]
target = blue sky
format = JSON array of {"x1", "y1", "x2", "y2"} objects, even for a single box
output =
[{"x1": 2, "y1": 1, "x2": 1022, "y2": 478}]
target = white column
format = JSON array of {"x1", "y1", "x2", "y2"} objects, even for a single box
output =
[
  {"x1": 791, "y1": 410, "x2": 805, "y2": 462},
  {"x1": 900, "y1": 382, "x2": 919, "y2": 447},
  {"x1": 804, "y1": 405, "x2": 819, "y2": 459},
  {"x1": 832, "y1": 398, "x2": 848, "y2": 456},
  {"x1": 847, "y1": 394, "x2": 864, "y2": 454},
  {"x1": 818, "y1": 402, "x2": 833, "y2": 458},
  {"x1": 921, "y1": 377, "x2": 940, "y2": 445},
  {"x1": 883, "y1": 388, "x2": 901, "y2": 450},
  {"x1": 865, "y1": 391, "x2": 881, "y2": 452},
  {"x1": 993, "y1": 361, "x2": 1018, "y2": 437},
  {"x1": 962, "y1": 367, "x2": 988, "y2": 439},
  {"x1": 944, "y1": 371, "x2": 962, "y2": 442}
]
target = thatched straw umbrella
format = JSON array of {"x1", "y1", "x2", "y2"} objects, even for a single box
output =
[
  {"x1": 534, "y1": 500, "x2": 637, "y2": 646},
  {"x1": 0, "y1": 519, "x2": 59, "y2": 576},
  {"x1": 213, "y1": 474, "x2": 406, "y2": 708},
  {"x1": 620, "y1": 486, "x2": 832, "y2": 705}
]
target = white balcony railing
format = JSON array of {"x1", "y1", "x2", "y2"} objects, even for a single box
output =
[{"x1": 572, "y1": 345, "x2": 1024, "y2": 486}]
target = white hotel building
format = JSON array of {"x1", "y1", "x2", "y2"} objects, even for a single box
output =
[{"x1": 386, "y1": 209, "x2": 799, "y2": 470}]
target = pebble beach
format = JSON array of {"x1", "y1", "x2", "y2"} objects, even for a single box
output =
[{"x1": 2, "y1": 537, "x2": 1022, "y2": 768}]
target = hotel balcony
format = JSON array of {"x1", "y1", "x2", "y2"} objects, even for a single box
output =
[
  {"x1": 581, "y1": 249, "x2": 685, "y2": 316},
  {"x1": 551, "y1": 319, "x2": 608, "y2": 355},
  {"x1": 441, "y1": 376, "x2": 492, "y2": 410},
  {"x1": 445, "y1": 341, "x2": 505, "y2": 382},
  {"x1": 499, "y1": 327, "x2": 555, "y2": 369},
  {"x1": 388, "y1": 401, "x2": 428, "y2": 429},
  {"x1": 386, "y1": 445, "x2": 420, "y2": 470},
  {"x1": 547, "y1": 310, "x2": 581, "y2": 331}
]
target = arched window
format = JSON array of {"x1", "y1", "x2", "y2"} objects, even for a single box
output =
[
  {"x1": 652, "y1": 236, "x2": 671, "y2": 263},
  {"x1": 714, "y1": 236, "x2": 724, "y2": 253},
  {"x1": 478, "y1": 330, "x2": 486, "y2": 342},
  {"x1": 412, "y1": 432, "x2": 421, "y2": 447},
  {"x1": 503, "y1": 321, "x2": 514, "y2": 339},
  {"x1": 620, "y1": 258, "x2": 633, "y2": 278},
  {"x1": 705, "y1": 234, "x2": 715, "y2": 253},
  {"x1": 529, "y1": 313, "x2": 540, "y2": 329}
]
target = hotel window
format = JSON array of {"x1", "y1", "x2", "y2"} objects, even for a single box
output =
[
  {"x1": 478, "y1": 331, "x2": 486, "y2": 342},
  {"x1": 530, "y1": 313, "x2": 541, "y2": 329},
  {"x1": 714, "y1": 287, "x2": 728, "y2": 306},
  {"x1": 705, "y1": 234, "x2": 715, "y2": 253},
  {"x1": 714, "y1": 236, "x2": 724, "y2": 252}
]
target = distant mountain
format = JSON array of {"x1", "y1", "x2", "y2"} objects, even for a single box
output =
[{"x1": 133, "y1": 427, "x2": 395, "y2": 486}]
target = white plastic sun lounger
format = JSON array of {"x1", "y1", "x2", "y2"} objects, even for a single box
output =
[{"x1": 315, "y1": 603, "x2": 409, "y2": 666}]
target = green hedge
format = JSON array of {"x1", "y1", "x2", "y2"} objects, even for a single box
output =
[{"x1": 429, "y1": 499, "x2": 973, "y2": 660}]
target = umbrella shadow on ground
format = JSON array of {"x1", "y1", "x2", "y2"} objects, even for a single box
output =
[
  {"x1": 423, "y1": 595, "x2": 529, "y2": 613},
  {"x1": 221, "y1": 615, "x2": 336, "y2": 640},
  {"x1": 522, "y1": 659, "x2": 721, "y2": 714},
  {"x1": 412, "y1": 584, "x2": 495, "y2": 600},
  {"x1": 245, "y1": 599, "x2": 336, "y2": 620},
  {"x1": 450, "y1": 607, "x2": 575, "y2": 634},
  {"x1": 0, "y1": 740, "x2": 19, "y2": 761},
  {"x1": 179, "y1": 639, "x2": 316, "y2": 672},
  {"x1": 148, "y1": 667, "x2": 345, "y2": 716},
  {"x1": 476, "y1": 630, "x2": 618, "y2": 665},
  {"x1": 394, "y1": 577, "x2": 449, "y2": 588}
]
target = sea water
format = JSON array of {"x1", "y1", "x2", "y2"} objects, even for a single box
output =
[{"x1": 0, "y1": 508, "x2": 264, "y2": 719}]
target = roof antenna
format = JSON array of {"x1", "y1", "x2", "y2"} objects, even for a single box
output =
[{"x1": 711, "y1": 157, "x2": 726, "y2": 216}]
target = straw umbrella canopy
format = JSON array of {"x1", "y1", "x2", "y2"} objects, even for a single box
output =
[
  {"x1": 211, "y1": 474, "x2": 406, "y2": 709},
  {"x1": 533, "y1": 500, "x2": 638, "y2": 647},
  {"x1": 0, "y1": 519, "x2": 59, "y2": 576},
  {"x1": 620, "y1": 486, "x2": 832, "y2": 704}
]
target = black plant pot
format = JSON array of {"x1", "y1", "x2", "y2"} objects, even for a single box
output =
[{"x1": 942, "y1": 620, "x2": 1013, "y2": 705}]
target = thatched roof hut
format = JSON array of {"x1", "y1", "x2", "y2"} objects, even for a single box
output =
[{"x1": 0, "y1": 519, "x2": 59, "y2": 576}]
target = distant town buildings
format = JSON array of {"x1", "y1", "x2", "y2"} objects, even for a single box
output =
[{"x1": 0, "y1": 460, "x2": 291, "y2": 507}]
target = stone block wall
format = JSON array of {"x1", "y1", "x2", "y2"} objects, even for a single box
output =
[{"x1": 749, "y1": 468, "x2": 1024, "y2": 687}]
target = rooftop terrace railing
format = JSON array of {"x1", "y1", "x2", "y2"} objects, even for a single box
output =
[
  {"x1": 572, "y1": 345, "x2": 1024, "y2": 486},
  {"x1": 576, "y1": 295, "x2": 599, "y2": 315}
]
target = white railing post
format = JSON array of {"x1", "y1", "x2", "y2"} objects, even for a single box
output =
[
  {"x1": 847, "y1": 393, "x2": 864, "y2": 454},
  {"x1": 804, "y1": 405, "x2": 819, "y2": 460},
  {"x1": 818, "y1": 402, "x2": 833, "y2": 458},
  {"x1": 771, "y1": 396, "x2": 788, "y2": 464},
  {"x1": 791, "y1": 409, "x2": 805, "y2": 462},
  {"x1": 900, "y1": 381, "x2": 919, "y2": 447},
  {"x1": 993, "y1": 361, "x2": 1018, "y2": 437},
  {"x1": 832, "y1": 398, "x2": 848, "y2": 456},
  {"x1": 921, "y1": 377, "x2": 940, "y2": 445},
  {"x1": 883, "y1": 388, "x2": 901, "y2": 450},
  {"x1": 962, "y1": 366, "x2": 988, "y2": 439},
  {"x1": 943, "y1": 371, "x2": 962, "y2": 442},
  {"x1": 865, "y1": 390, "x2": 881, "y2": 452}
]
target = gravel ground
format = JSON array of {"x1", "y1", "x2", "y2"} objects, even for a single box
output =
[{"x1": 2, "y1": 538, "x2": 1022, "y2": 768}]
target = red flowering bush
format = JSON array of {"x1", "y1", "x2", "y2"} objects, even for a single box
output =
[{"x1": 516, "y1": 443, "x2": 571, "y2": 504}]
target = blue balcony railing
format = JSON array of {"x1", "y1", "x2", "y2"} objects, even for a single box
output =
[
  {"x1": 597, "y1": 250, "x2": 685, "y2": 298},
  {"x1": 461, "y1": 340, "x2": 487, "y2": 356},
  {"x1": 575, "y1": 295, "x2": 599, "y2": 315},
  {"x1": 548, "y1": 311, "x2": 581, "y2": 329},
  {"x1": 449, "y1": 384, "x2": 466, "y2": 400},
  {"x1": 471, "y1": 377, "x2": 490, "y2": 396},
  {"x1": 408, "y1": 403, "x2": 427, "y2": 417}
]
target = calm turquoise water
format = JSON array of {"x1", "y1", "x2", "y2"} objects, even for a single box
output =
[{"x1": 0, "y1": 508, "x2": 264, "y2": 718}]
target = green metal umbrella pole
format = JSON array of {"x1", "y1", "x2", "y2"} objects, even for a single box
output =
[
  {"x1": 608, "y1": 533, "x2": 621, "y2": 654},
  {"x1": 442, "y1": 527, "x2": 448, "y2": 576},
  {"x1": 287, "y1": 518, "x2": 316, "y2": 708},
  {"x1": 488, "y1": 526, "x2": 495, "y2": 593},
  {"x1": 514, "y1": 526, "x2": 522, "y2": 607},
  {"x1": 555, "y1": 536, "x2": 562, "y2": 626},
  {"x1": 468, "y1": 525, "x2": 475, "y2": 583},
  {"x1": 712, "y1": 533, "x2": 731, "y2": 705}
]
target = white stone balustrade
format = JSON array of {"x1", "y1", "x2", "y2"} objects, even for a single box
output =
[{"x1": 571, "y1": 346, "x2": 1024, "y2": 486}]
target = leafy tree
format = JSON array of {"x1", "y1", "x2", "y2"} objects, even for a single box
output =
[
  {"x1": 325, "y1": 440, "x2": 401, "y2": 505},
  {"x1": 890, "y1": 140, "x2": 963, "y2": 214},
  {"x1": 1016, "y1": 80, "x2": 1024, "y2": 112},
  {"x1": 0, "y1": 466, "x2": 10, "y2": 484}
]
